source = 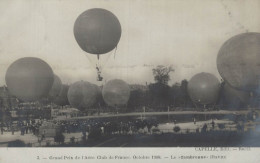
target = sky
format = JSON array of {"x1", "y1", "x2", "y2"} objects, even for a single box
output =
[{"x1": 0, "y1": 0, "x2": 260, "y2": 86}]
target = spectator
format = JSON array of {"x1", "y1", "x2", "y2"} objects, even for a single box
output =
[
  {"x1": 201, "y1": 123, "x2": 207, "y2": 133},
  {"x1": 211, "y1": 120, "x2": 215, "y2": 129}
]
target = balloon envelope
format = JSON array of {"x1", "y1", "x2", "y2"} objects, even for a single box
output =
[
  {"x1": 217, "y1": 32, "x2": 260, "y2": 92},
  {"x1": 188, "y1": 72, "x2": 220, "y2": 105},
  {"x1": 67, "y1": 81, "x2": 98, "y2": 111},
  {"x1": 74, "y1": 8, "x2": 121, "y2": 55},
  {"x1": 102, "y1": 79, "x2": 130, "y2": 107},
  {"x1": 48, "y1": 74, "x2": 62, "y2": 100},
  {"x1": 223, "y1": 83, "x2": 250, "y2": 108},
  {"x1": 5, "y1": 57, "x2": 54, "y2": 102},
  {"x1": 53, "y1": 84, "x2": 69, "y2": 106}
]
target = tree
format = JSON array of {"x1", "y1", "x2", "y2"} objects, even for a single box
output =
[
  {"x1": 127, "y1": 89, "x2": 147, "y2": 110},
  {"x1": 152, "y1": 65, "x2": 174, "y2": 85},
  {"x1": 180, "y1": 80, "x2": 188, "y2": 91},
  {"x1": 180, "y1": 79, "x2": 192, "y2": 107},
  {"x1": 171, "y1": 83, "x2": 183, "y2": 106},
  {"x1": 171, "y1": 80, "x2": 192, "y2": 107},
  {"x1": 148, "y1": 83, "x2": 171, "y2": 108}
]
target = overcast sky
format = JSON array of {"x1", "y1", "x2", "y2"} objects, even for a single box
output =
[{"x1": 0, "y1": 0, "x2": 260, "y2": 86}]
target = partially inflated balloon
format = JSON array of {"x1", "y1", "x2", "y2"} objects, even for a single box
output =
[
  {"x1": 53, "y1": 84, "x2": 69, "y2": 106},
  {"x1": 188, "y1": 72, "x2": 220, "y2": 105},
  {"x1": 223, "y1": 83, "x2": 250, "y2": 108},
  {"x1": 48, "y1": 74, "x2": 62, "y2": 100},
  {"x1": 5, "y1": 57, "x2": 54, "y2": 102},
  {"x1": 74, "y1": 8, "x2": 121, "y2": 55},
  {"x1": 102, "y1": 79, "x2": 130, "y2": 107},
  {"x1": 67, "y1": 81, "x2": 98, "y2": 111},
  {"x1": 217, "y1": 32, "x2": 260, "y2": 92}
]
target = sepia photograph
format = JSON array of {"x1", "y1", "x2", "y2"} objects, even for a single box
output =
[{"x1": 0, "y1": 0, "x2": 260, "y2": 157}]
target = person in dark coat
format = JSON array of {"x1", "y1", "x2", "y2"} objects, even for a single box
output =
[{"x1": 211, "y1": 120, "x2": 215, "y2": 129}]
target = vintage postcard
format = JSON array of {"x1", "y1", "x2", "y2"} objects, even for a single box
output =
[{"x1": 0, "y1": 0, "x2": 260, "y2": 162}]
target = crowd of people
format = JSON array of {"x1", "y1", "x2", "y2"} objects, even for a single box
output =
[
  {"x1": 0, "y1": 119, "x2": 43, "y2": 136},
  {"x1": 53, "y1": 118, "x2": 159, "y2": 136},
  {"x1": 0, "y1": 105, "x2": 259, "y2": 147}
]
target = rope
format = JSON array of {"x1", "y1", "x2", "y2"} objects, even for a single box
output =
[
  {"x1": 114, "y1": 46, "x2": 117, "y2": 59},
  {"x1": 101, "y1": 46, "x2": 117, "y2": 70},
  {"x1": 84, "y1": 53, "x2": 97, "y2": 71},
  {"x1": 84, "y1": 45, "x2": 117, "y2": 81}
]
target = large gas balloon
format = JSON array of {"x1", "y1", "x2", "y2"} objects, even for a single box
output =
[
  {"x1": 67, "y1": 81, "x2": 98, "y2": 111},
  {"x1": 48, "y1": 74, "x2": 62, "y2": 100},
  {"x1": 102, "y1": 79, "x2": 130, "y2": 107},
  {"x1": 53, "y1": 84, "x2": 69, "y2": 106},
  {"x1": 74, "y1": 8, "x2": 121, "y2": 55},
  {"x1": 188, "y1": 72, "x2": 220, "y2": 105},
  {"x1": 217, "y1": 32, "x2": 260, "y2": 92},
  {"x1": 5, "y1": 57, "x2": 54, "y2": 102},
  {"x1": 223, "y1": 83, "x2": 250, "y2": 108}
]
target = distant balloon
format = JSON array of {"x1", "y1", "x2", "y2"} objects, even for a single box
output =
[
  {"x1": 217, "y1": 32, "x2": 260, "y2": 92},
  {"x1": 48, "y1": 74, "x2": 62, "y2": 100},
  {"x1": 5, "y1": 57, "x2": 54, "y2": 102},
  {"x1": 102, "y1": 79, "x2": 130, "y2": 107},
  {"x1": 67, "y1": 81, "x2": 98, "y2": 111},
  {"x1": 223, "y1": 83, "x2": 250, "y2": 108},
  {"x1": 53, "y1": 84, "x2": 69, "y2": 106},
  {"x1": 188, "y1": 72, "x2": 220, "y2": 105},
  {"x1": 74, "y1": 8, "x2": 121, "y2": 55}
]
